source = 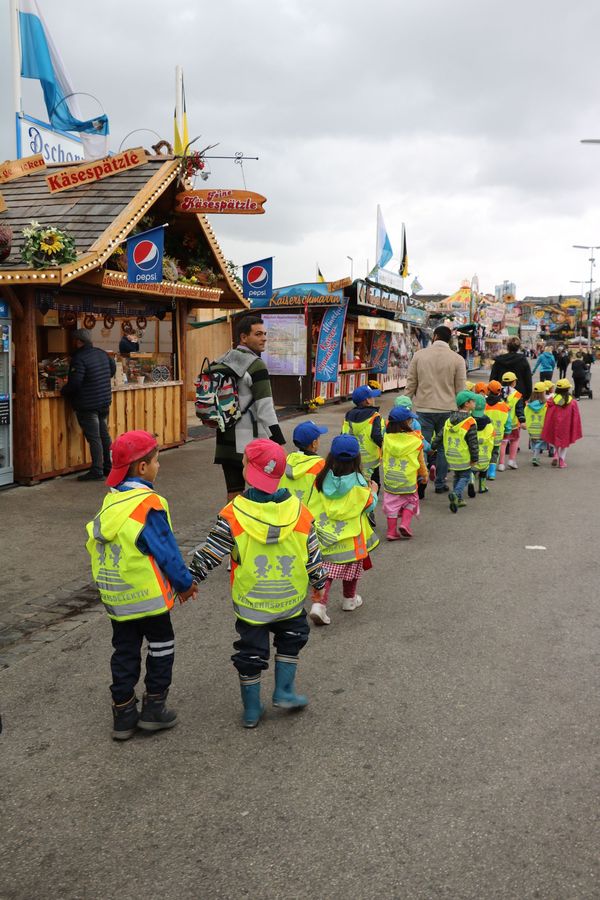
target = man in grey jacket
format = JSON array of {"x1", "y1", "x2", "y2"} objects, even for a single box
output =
[
  {"x1": 214, "y1": 315, "x2": 285, "y2": 499},
  {"x1": 404, "y1": 325, "x2": 467, "y2": 492}
]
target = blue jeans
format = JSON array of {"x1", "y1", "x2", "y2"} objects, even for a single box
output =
[
  {"x1": 452, "y1": 470, "x2": 471, "y2": 499},
  {"x1": 76, "y1": 407, "x2": 111, "y2": 475},
  {"x1": 415, "y1": 410, "x2": 451, "y2": 487}
]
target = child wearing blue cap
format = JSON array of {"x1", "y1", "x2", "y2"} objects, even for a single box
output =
[
  {"x1": 382, "y1": 407, "x2": 428, "y2": 539},
  {"x1": 278, "y1": 420, "x2": 328, "y2": 507},
  {"x1": 306, "y1": 434, "x2": 379, "y2": 626},
  {"x1": 341, "y1": 385, "x2": 384, "y2": 487}
]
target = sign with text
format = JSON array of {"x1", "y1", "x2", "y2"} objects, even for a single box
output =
[
  {"x1": 369, "y1": 331, "x2": 392, "y2": 373},
  {"x1": 0, "y1": 154, "x2": 46, "y2": 183},
  {"x1": 18, "y1": 115, "x2": 84, "y2": 164},
  {"x1": 251, "y1": 282, "x2": 343, "y2": 309},
  {"x1": 328, "y1": 277, "x2": 352, "y2": 292},
  {"x1": 175, "y1": 189, "x2": 267, "y2": 215},
  {"x1": 0, "y1": 193, "x2": 6, "y2": 213},
  {"x1": 243, "y1": 257, "x2": 273, "y2": 300},
  {"x1": 315, "y1": 300, "x2": 348, "y2": 383},
  {"x1": 261, "y1": 314, "x2": 307, "y2": 376},
  {"x1": 45, "y1": 148, "x2": 147, "y2": 194},
  {"x1": 127, "y1": 226, "x2": 165, "y2": 284}
]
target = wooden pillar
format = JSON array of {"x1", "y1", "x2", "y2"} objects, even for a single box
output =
[
  {"x1": 175, "y1": 301, "x2": 187, "y2": 441},
  {"x1": 12, "y1": 286, "x2": 40, "y2": 483}
]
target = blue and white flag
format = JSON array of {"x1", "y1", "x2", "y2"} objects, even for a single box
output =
[
  {"x1": 127, "y1": 227, "x2": 165, "y2": 284},
  {"x1": 19, "y1": 0, "x2": 109, "y2": 159},
  {"x1": 376, "y1": 205, "x2": 393, "y2": 270},
  {"x1": 411, "y1": 276, "x2": 423, "y2": 294}
]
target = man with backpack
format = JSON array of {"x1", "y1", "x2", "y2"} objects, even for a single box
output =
[{"x1": 211, "y1": 315, "x2": 285, "y2": 499}]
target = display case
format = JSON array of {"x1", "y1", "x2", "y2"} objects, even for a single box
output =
[{"x1": 0, "y1": 309, "x2": 13, "y2": 486}]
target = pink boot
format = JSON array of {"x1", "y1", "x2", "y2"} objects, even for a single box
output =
[
  {"x1": 398, "y1": 509, "x2": 413, "y2": 538},
  {"x1": 558, "y1": 458, "x2": 567, "y2": 469},
  {"x1": 386, "y1": 517, "x2": 401, "y2": 541}
]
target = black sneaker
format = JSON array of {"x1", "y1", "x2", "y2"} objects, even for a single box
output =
[
  {"x1": 112, "y1": 696, "x2": 139, "y2": 741},
  {"x1": 77, "y1": 471, "x2": 104, "y2": 482},
  {"x1": 467, "y1": 482, "x2": 476, "y2": 498},
  {"x1": 434, "y1": 484, "x2": 450, "y2": 493},
  {"x1": 138, "y1": 691, "x2": 177, "y2": 732}
]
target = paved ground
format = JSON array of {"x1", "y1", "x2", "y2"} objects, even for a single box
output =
[{"x1": 1, "y1": 391, "x2": 599, "y2": 899}]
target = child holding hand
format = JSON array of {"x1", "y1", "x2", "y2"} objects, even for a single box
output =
[{"x1": 382, "y1": 406, "x2": 427, "y2": 540}]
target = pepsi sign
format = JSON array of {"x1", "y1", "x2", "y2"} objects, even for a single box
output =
[
  {"x1": 242, "y1": 257, "x2": 273, "y2": 301},
  {"x1": 127, "y1": 226, "x2": 165, "y2": 284}
]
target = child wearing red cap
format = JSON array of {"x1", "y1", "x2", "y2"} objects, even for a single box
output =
[
  {"x1": 190, "y1": 438, "x2": 326, "y2": 728},
  {"x1": 86, "y1": 430, "x2": 197, "y2": 740}
]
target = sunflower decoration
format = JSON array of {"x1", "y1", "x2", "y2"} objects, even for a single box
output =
[
  {"x1": 21, "y1": 221, "x2": 77, "y2": 269},
  {"x1": 368, "y1": 379, "x2": 382, "y2": 391}
]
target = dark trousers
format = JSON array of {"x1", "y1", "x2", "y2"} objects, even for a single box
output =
[
  {"x1": 416, "y1": 410, "x2": 451, "y2": 488},
  {"x1": 558, "y1": 365, "x2": 568, "y2": 379},
  {"x1": 76, "y1": 407, "x2": 111, "y2": 475},
  {"x1": 110, "y1": 612, "x2": 174, "y2": 704},
  {"x1": 574, "y1": 378, "x2": 586, "y2": 399},
  {"x1": 539, "y1": 370, "x2": 554, "y2": 383},
  {"x1": 232, "y1": 609, "x2": 310, "y2": 677}
]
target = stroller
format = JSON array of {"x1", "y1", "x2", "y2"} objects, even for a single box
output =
[{"x1": 579, "y1": 363, "x2": 593, "y2": 399}]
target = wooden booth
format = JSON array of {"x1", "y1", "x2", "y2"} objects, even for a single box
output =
[{"x1": 0, "y1": 154, "x2": 247, "y2": 484}]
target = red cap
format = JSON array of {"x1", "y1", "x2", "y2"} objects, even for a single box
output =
[
  {"x1": 244, "y1": 438, "x2": 286, "y2": 493},
  {"x1": 106, "y1": 430, "x2": 158, "y2": 487}
]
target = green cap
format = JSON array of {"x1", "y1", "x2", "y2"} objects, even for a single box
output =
[
  {"x1": 394, "y1": 395, "x2": 413, "y2": 409},
  {"x1": 456, "y1": 390, "x2": 477, "y2": 408},
  {"x1": 472, "y1": 394, "x2": 487, "y2": 417}
]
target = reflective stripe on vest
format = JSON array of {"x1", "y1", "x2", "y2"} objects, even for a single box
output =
[
  {"x1": 474, "y1": 423, "x2": 495, "y2": 471},
  {"x1": 220, "y1": 495, "x2": 312, "y2": 625},
  {"x1": 382, "y1": 431, "x2": 422, "y2": 494},
  {"x1": 342, "y1": 414, "x2": 381, "y2": 473},
  {"x1": 443, "y1": 416, "x2": 475, "y2": 469},
  {"x1": 506, "y1": 390, "x2": 522, "y2": 415},
  {"x1": 307, "y1": 483, "x2": 380, "y2": 562},
  {"x1": 86, "y1": 488, "x2": 176, "y2": 621},
  {"x1": 278, "y1": 457, "x2": 324, "y2": 507},
  {"x1": 485, "y1": 403, "x2": 510, "y2": 446},
  {"x1": 524, "y1": 404, "x2": 547, "y2": 438}
]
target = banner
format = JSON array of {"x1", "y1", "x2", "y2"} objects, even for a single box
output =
[
  {"x1": 369, "y1": 331, "x2": 392, "y2": 373},
  {"x1": 315, "y1": 300, "x2": 347, "y2": 383},
  {"x1": 242, "y1": 257, "x2": 273, "y2": 300},
  {"x1": 45, "y1": 148, "x2": 147, "y2": 193},
  {"x1": 126, "y1": 226, "x2": 165, "y2": 284},
  {"x1": 0, "y1": 153, "x2": 46, "y2": 183},
  {"x1": 251, "y1": 282, "x2": 343, "y2": 310},
  {"x1": 175, "y1": 189, "x2": 266, "y2": 215}
]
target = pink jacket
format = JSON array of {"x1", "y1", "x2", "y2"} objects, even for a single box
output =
[{"x1": 541, "y1": 397, "x2": 582, "y2": 448}]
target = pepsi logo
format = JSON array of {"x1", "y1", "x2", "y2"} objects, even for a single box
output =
[
  {"x1": 247, "y1": 265, "x2": 269, "y2": 288},
  {"x1": 133, "y1": 240, "x2": 159, "y2": 271}
]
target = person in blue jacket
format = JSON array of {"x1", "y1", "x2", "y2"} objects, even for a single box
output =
[{"x1": 532, "y1": 346, "x2": 557, "y2": 382}]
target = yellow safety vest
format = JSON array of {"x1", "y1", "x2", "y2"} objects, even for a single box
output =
[
  {"x1": 219, "y1": 494, "x2": 313, "y2": 625},
  {"x1": 382, "y1": 431, "x2": 423, "y2": 494},
  {"x1": 443, "y1": 416, "x2": 476, "y2": 470},
  {"x1": 506, "y1": 389, "x2": 522, "y2": 420},
  {"x1": 341, "y1": 413, "x2": 383, "y2": 474},
  {"x1": 524, "y1": 403, "x2": 547, "y2": 438},
  {"x1": 307, "y1": 483, "x2": 379, "y2": 563},
  {"x1": 474, "y1": 422, "x2": 495, "y2": 471},
  {"x1": 278, "y1": 452, "x2": 325, "y2": 507},
  {"x1": 86, "y1": 487, "x2": 176, "y2": 621},
  {"x1": 485, "y1": 402, "x2": 510, "y2": 447}
]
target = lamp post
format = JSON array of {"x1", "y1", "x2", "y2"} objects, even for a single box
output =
[
  {"x1": 570, "y1": 280, "x2": 588, "y2": 340},
  {"x1": 572, "y1": 245, "x2": 600, "y2": 350},
  {"x1": 347, "y1": 256, "x2": 354, "y2": 280}
]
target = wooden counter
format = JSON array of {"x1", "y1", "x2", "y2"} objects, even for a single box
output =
[{"x1": 36, "y1": 382, "x2": 184, "y2": 478}]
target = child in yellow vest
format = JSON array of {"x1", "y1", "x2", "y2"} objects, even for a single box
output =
[
  {"x1": 485, "y1": 380, "x2": 512, "y2": 479},
  {"x1": 341, "y1": 385, "x2": 384, "y2": 486},
  {"x1": 499, "y1": 371, "x2": 525, "y2": 470},
  {"x1": 190, "y1": 439, "x2": 326, "y2": 728},
  {"x1": 307, "y1": 434, "x2": 379, "y2": 626},
  {"x1": 472, "y1": 394, "x2": 495, "y2": 493},
  {"x1": 524, "y1": 381, "x2": 548, "y2": 466},
  {"x1": 432, "y1": 391, "x2": 479, "y2": 513},
  {"x1": 382, "y1": 406, "x2": 427, "y2": 540},
  {"x1": 85, "y1": 430, "x2": 197, "y2": 741},
  {"x1": 278, "y1": 420, "x2": 328, "y2": 506}
]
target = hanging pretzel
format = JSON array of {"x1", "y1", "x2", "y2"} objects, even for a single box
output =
[
  {"x1": 121, "y1": 319, "x2": 134, "y2": 335},
  {"x1": 103, "y1": 315, "x2": 115, "y2": 330},
  {"x1": 83, "y1": 314, "x2": 96, "y2": 330},
  {"x1": 136, "y1": 316, "x2": 147, "y2": 331}
]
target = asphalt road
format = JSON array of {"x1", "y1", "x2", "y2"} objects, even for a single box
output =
[{"x1": 1, "y1": 392, "x2": 599, "y2": 899}]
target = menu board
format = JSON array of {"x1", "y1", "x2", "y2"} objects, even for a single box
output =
[{"x1": 261, "y1": 314, "x2": 307, "y2": 376}]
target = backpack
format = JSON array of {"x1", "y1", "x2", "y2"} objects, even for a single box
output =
[{"x1": 194, "y1": 357, "x2": 254, "y2": 432}]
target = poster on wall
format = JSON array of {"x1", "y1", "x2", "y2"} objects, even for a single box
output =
[
  {"x1": 369, "y1": 331, "x2": 392, "y2": 373},
  {"x1": 315, "y1": 301, "x2": 348, "y2": 382},
  {"x1": 261, "y1": 314, "x2": 307, "y2": 375}
]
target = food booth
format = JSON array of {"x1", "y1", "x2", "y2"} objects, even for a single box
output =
[{"x1": 0, "y1": 153, "x2": 247, "y2": 484}]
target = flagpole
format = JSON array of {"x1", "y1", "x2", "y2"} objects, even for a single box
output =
[
  {"x1": 10, "y1": 0, "x2": 22, "y2": 156},
  {"x1": 175, "y1": 64, "x2": 183, "y2": 153}
]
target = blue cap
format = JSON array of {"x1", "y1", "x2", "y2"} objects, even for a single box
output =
[
  {"x1": 351, "y1": 385, "x2": 381, "y2": 405},
  {"x1": 388, "y1": 406, "x2": 413, "y2": 422},
  {"x1": 330, "y1": 434, "x2": 360, "y2": 460},
  {"x1": 292, "y1": 420, "x2": 328, "y2": 449}
]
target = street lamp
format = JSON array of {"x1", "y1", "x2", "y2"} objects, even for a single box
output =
[
  {"x1": 572, "y1": 245, "x2": 600, "y2": 350},
  {"x1": 570, "y1": 280, "x2": 589, "y2": 340},
  {"x1": 347, "y1": 256, "x2": 354, "y2": 280}
]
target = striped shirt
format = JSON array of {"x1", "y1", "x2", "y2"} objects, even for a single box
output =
[{"x1": 190, "y1": 517, "x2": 326, "y2": 590}]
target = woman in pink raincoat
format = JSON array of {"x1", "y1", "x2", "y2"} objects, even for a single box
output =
[{"x1": 540, "y1": 378, "x2": 583, "y2": 469}]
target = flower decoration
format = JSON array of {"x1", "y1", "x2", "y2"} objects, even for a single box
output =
[
  {"x1": 368, "y1": 380, "x2": 382, "y2": 390},
  {"x1": 21, "y1": 222, "x2": 77, "y2": 269}
]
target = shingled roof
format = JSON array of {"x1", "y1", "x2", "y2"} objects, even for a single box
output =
[{"x1": 0, "y1": 155, "x2": 247, "y2": 308}]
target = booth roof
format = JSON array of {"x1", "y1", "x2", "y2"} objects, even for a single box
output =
[{"x1": 0, "y1": 156, "x2": 247, "y2": 308}]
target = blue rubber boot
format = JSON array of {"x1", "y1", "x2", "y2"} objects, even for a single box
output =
[
  {"x1": 487, "y1": 463, "x2": 497, "y2": 480},
  {"x1": 272, "y1": 655, "x2": 309, "y2": 710},
  {"x1": 239, "y1": 675, "x2": 264, "y2": 728}
]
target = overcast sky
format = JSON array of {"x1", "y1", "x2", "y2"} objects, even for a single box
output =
[{"x1": 8, "y1": 0, "x2": 600, "y2": 297}]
